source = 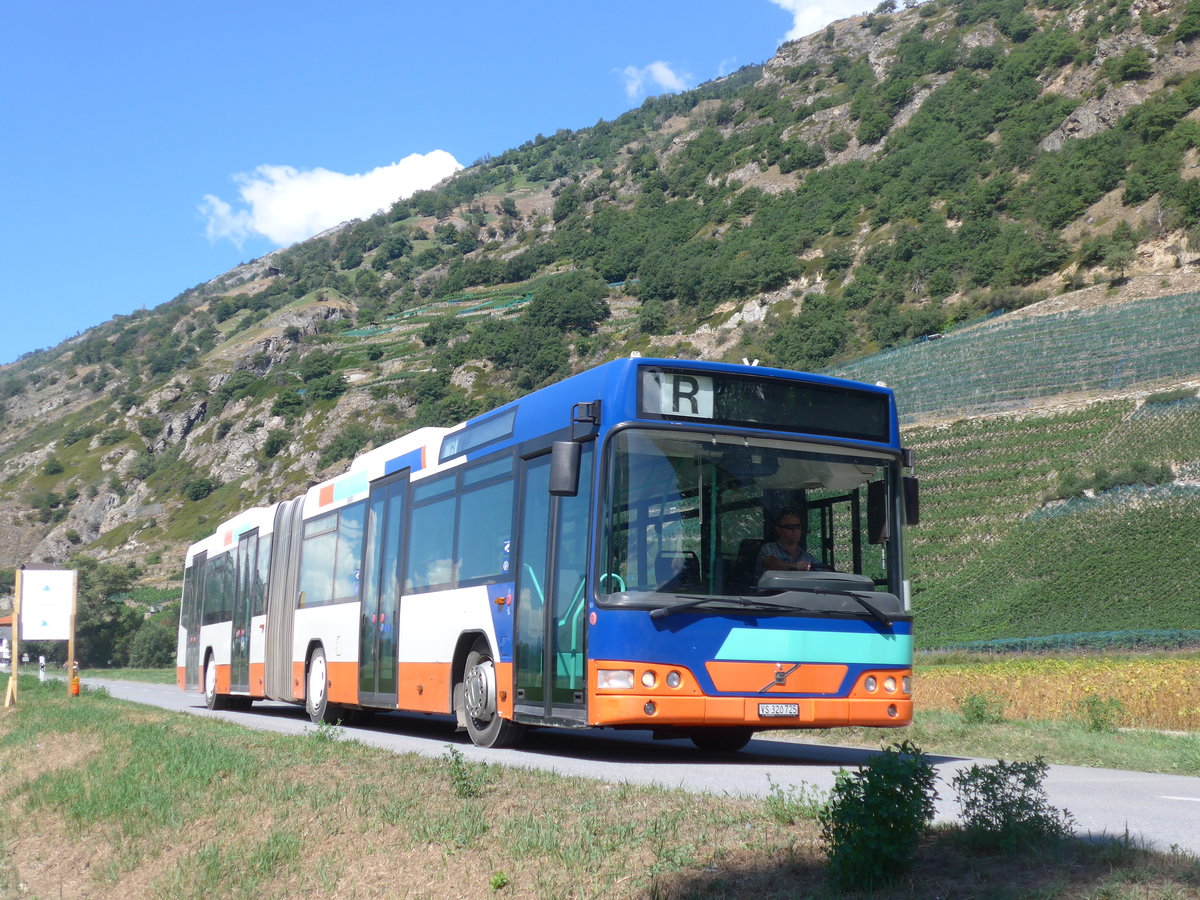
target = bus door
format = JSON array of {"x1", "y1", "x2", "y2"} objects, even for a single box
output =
[
  {"x1": 359, "y1": 472, "x2": 407, "y2": 707},
  {"x1": 230, "y1": 530, "x2": 258, "y2": 694},
  {"x1": 514, "y1": 444, "x2": 594, "y2": 724},
  {"x1": 182, "y1": 552, "x2": 206, "y2": 691}
]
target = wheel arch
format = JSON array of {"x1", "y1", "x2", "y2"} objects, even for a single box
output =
[
  {"x1": 451, "y1": 630, "x2": 491, "y2": 697},
  {"x1": 301, "y1": 638, "x2": 325, "y2": 700}
]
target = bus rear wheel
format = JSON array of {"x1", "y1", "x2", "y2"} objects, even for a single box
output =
[
  {"x1": 306, "y1": 646, "x2": 341, "y2": 725},
  {"x1": 460, "y1": 640, "x2": 525, "y2": 749},
  {"x1": 690, "y1": 727, "x2": 754, "y2": 753},
  {"x1": 203, "y1": 653, "x2": 229, "y2": 711}
]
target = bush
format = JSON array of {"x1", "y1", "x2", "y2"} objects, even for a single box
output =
[
  {"x1": 959, "y1": 693, "x2": 1007, "y2": 724},
  {"x1": 1075, "y1": 694, "x2": 1124, "y2": 732},
  {"x1": 819, "y1": 741, "x2": 937, "y2": 890},
  {"x1": 126, "y1": 619, "x2": 177, "y2": 668},
  {"x1": 263, "y1": 430, "x2": 290, "y2": 459},
  {"x1": 270, "y1": 390, "x2": 304, "y2": 419},
  {"x1": 183, "y1": 477, "x2": 219, "y2": 501},
  {"x1": 952, "y1": 758, "x2": 1075, "y2": 852},
  {"x1": 137, "y1": 418, "x2": 163, "y2": 440}
]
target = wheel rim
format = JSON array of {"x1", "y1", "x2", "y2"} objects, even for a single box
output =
[
  {"x1": 204, "y1": 659, "x2": 216, "y2": 701},
  {"x1": 308, "y1": 652, "x2": 326, "y2": 712},
  {"x1": 464, "y1": 660, "x2": 496, "y2": 724}
]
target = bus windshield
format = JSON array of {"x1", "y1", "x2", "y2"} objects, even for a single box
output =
[{"x1": 598, "y1": 428, "x2": 905, "y2": 610}]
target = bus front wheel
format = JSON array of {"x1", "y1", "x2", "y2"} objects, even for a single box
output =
[{"x1": 460, "y1": 640, "x2": 525, "y2": 749}]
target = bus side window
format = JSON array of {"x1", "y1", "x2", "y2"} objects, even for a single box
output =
[{"x1": 299, "y1": 512, "x2": 338, "y2": 607}]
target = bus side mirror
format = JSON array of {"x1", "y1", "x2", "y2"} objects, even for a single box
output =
[
  {"x1": 549, "y1": 441, "x2": 581, "y2": 497},
  {"x1": 867, "y1": 481, "x2": 888, "y2": 544},
  {"x1": 904, "y1": 476, "x2": 920, "y2": 526}
]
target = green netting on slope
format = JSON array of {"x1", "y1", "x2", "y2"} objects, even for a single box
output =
[
  {"x1": 913, "y1": 490, "x2": 1200, "y2": 645},
  {"x1": 905, "y1": 399, "x2": 1200, "y2": 646},
  {"x1": 829, "y1": 291, "x2": 1200, "y2": 423}
]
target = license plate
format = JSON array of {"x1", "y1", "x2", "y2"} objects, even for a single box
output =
[{"x1": 758, "y1": 703, "x2": 799, "y2": 718}]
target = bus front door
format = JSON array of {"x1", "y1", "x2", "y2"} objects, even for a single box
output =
[
  {"x1": 182, "y1": 552, "x2": 206, "y2": 691},
  {"x1": 230, "y1": 531, "x2": 258, "y2": 694},
  {"x1": 359, "y1": 473, "x2": 406, "y2": 708},
  {"x1": 515, "y1": 445, "x2": 593, "y2": 725}
]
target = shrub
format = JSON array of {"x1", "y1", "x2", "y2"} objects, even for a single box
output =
[
  {"x1": 126, "y1": 619, "x2": 177, "y2": 668},
  {"x1": 958, "y1": 692, "x2": 1007, "y2": 724},
  {"x1": 270, "y1": 391, "x2": 304, "y2": 419},
  {"x1": 183, "y1": 477, "x2": 219, "y2": 501},
  {"x1": 41, "y1": 456, "x2": 64, "y2": 476},
  {"x1": 1075, "y1": 693, "x2": 1124, "y2": 732},
  {"x1": 819, "y1": 741, "x2": 937, "y2": 890},
  {"x1": 263, "y1": 430, "x2": 290, "y2": 459},
  {"x1": 137, "y1": 418, "x2": 163, "y2": 440},
  {"x1": 952, "y1": 758, "x2": 1075, "y2": 852}
]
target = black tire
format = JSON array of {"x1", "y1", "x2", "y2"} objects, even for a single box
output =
[
  {"x1": 690, "y1": 727, "x2": 754, "y2": 753},
  {"x1": 460, "y1": 639, "x2": 525, "y2": 749},
  {"x1": 306, "y1": 646, "x2": 341, "y2": 725},
  {"x1": 203, "y1": 653, "x2": 230, "y2": 711}
]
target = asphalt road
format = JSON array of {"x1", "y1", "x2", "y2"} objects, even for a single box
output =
[{"x1": 89, "y1": 677, "x2": 1200, "y2": 855}]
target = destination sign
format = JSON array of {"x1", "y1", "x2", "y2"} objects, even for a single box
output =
[{"x1": 638, "y1": 367, "x2": 891, "y2": 443}]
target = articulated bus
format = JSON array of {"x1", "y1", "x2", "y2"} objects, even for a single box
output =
[{"x1": 179, "y1": 357, "x2": 919, "y2": 751}]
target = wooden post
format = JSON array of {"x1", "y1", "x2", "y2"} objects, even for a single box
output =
[
  {"x1": 66, "y1": 569, "x2": 78, "y2": 697},
  {"x1": 4, "y1": 567, "x2": 22, "y2": 707}
]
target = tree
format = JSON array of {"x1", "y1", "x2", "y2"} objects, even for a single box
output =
[
  {"x1": 524, "y1": 270, "x2": 611, "y2": 332},
  {"x1": 1176, "y1": 0, "x2": 1200, "y2": 42},
  {"x1": 126, "y1": 619, "x2": 176, "y2": 668},
  {"x1": 69, "y1": 555, "x2": 142, "y2": 668},
  {"x1": 1104, "y1": 242, "x2": 1135, "y2": 281}
]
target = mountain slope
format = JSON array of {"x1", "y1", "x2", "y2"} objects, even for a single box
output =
[{"x1": 3, "y1": 0, "x2": 1200, "y2": 626}]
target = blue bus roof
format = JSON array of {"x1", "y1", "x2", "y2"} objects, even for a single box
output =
[{"x1": 454, "y1": 357, "x2": 901, "y2": 459}]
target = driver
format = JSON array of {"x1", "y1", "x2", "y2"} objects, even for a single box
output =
[{"x1": 756, "y1": 510, "x2": 818, "y2": 576}]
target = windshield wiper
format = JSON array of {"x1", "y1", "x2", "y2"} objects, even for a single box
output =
[
  {"x1": 768, "y1": 587, "x2": 895, "y2": 629},
  {"x1": 649, "y1": 595, "x2": 816, "y2": 620},
  {"x1": 845, "y1": 591, "x2": 894, "y2": 629}
]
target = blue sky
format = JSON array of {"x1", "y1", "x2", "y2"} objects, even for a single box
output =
[{"x1": 2, "y1": 0, "x2": 868, "y2": 365}]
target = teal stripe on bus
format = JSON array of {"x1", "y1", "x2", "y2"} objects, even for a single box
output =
[
  {"x1": 715, "y1": 628, "x2": 912, "y2": 665},
  {"x1": 334, "y1": 471, "x2": 370, "y2": 503}
]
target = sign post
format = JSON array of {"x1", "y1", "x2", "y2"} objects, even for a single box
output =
[{"x1": 4, "y1": 567, "x2": 78, "y2": 706}]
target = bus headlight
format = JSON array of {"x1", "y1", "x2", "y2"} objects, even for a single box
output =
[
  {"x1": 902, "y1": 676, "x2": 912, "y2": 695},
  {"x1": 666, "y1": 671, "x2": 682, "y2": 689},
  {"x1": 598, "y1": 670, "x2": 634, "y2": 690},
  {"x1": 864, "y1": 676, "x2": 877, "y2": 693},
  {"x1": 641, "y1": 670, "x2": 657, "y2": 688},
  {"x1": 884, "y1": 677, "x2": 897, "y2": 693}
]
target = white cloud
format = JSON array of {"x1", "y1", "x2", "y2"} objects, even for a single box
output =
[
  {"x1": 200, "y1": 150, "x2": 463, "y2": 248},
  {"x1": 619, "y1": 61, "x2": 692, "y2": 100},
  {"x1": 767, "y1": 0, "x2": 872, "y2": 42}
]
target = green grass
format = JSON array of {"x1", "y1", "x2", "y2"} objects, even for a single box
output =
[
  {"x1": 1, "y1": 677, "x2": 1197, "y2": 899},
  {"x1": 81, "y1": 667, "x2": 176, "y2": 684}
]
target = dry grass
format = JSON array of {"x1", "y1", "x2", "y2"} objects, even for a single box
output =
[{"x1": 916, "y1": 652, "x2": 1200, "y2": 731}]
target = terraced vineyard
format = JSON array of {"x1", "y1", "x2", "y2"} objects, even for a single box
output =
[
  {"x1": 833, "y1": 291, "x2": 1200, "y2": 424},
  {"x1": 906, "y1": 394, "x2": 1200, "y2": 647}
]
